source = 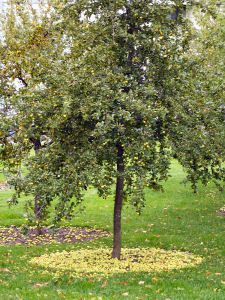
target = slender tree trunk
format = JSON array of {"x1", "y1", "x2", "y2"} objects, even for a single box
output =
[
  {"x1": 112, "y1": 143, "x2": 124, "y2": 259},
  {"x1": 34, "y1": 194, "x2": 42, "y2": 221},
  {"x1": 18, "y1": 163, "x2": 22, "y2": 178}
]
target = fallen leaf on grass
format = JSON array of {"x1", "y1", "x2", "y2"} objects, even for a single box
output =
[
  {"x1": 121, "y1": 281, "x2": 128, "y2": 286},
  {"x1": 34, "y1": 283, "x2": 44, "y2": 287},
  {"x1": 138, "y1": 281, "x2": 145, "y2": 285},
  {"x1": 96, "y1": 277, "x2": 102, "y2": 282},
  {"x1": 101, "y1": 280, "x2": 107, "y2": 288},
  {"x1": 1, "y1": 281, "x2": 9, "y2": 286},
  {"x1": 34, "y1": 282, "x2": 49, "y2": 287},
  {"x1": 215, "y1": 273, "x2": 221, "y2": 276},
  {"x1": 0, "y1": 268, "x2": 11, "y2": 273},
  {"x1": 152, "y1": 277, "x2": 159, "y2": 281},
  {"x1": 122, "y1": 292, "x2": 129, "y2": 296}
]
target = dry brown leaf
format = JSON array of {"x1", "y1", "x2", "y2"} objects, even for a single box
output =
[
  {"x1": 101, "y1": 280, "x2": 107, "y2": 288},
  {"x1": 0, "y1": 268, "x2": 11, "y2": 273}
]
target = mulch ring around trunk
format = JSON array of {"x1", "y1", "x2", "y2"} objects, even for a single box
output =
[{"x1": 0, "y1": 225, "x2": 111, "y2": 246}]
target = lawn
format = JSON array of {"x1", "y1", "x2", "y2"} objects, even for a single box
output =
[{"x1": 0, "y1": 161, "x2": 224, "y2": 299}]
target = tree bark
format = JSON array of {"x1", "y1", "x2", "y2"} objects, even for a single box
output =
[
  {"x1": 112, "y1": 143, "x2": 124, "y2": 259},
  {"x1": 18, "y1": 163, "x2": 22, "y2": 178},
  {"x1": 34, "y1": 194, "x2": 42, "y2": 222}
]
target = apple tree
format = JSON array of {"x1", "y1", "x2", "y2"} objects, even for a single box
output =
[
  {"x1": 1, "y1": 0, "x2": 224, "y2": 258},
  {"x1": 19, "y1": 0, "x2": 223, "y2": 258},
  {"x1": 0, "y1": 0, "x2": 65, "y2": 226}
]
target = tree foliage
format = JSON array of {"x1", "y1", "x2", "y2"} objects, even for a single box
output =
[
  {"x1": 0, "y1": 0, "x2": 64, "y2": 223},
  {"x1": 170, "y1": 2, "x2": 225, "y2": 191}
]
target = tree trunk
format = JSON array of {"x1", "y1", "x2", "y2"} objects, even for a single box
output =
[
  {"x1": 18, "y1": 163, "x2": 22, "y2": 178},
  {"x1": 112, "y1": 143, "x2": 124, "y2": 259},
  {"x1": 34, "y1": 194, "x2": 42, "y2": 223}
]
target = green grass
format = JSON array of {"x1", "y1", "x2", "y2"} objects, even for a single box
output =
[{"x1": 0, "y1": 161, "x2": 224, "y2": 299}]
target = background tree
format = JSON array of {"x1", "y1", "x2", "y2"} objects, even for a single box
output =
[
  {"x1": 0, "y1": 0, "x2": 64, "y2": 227},
  {"x1": 169, "y1": 1, "x2": 225, "y2": 191}
]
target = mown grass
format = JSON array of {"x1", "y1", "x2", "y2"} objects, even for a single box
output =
[{"x1": 0, "y1": 161, "x2": 224, "y2": 299}]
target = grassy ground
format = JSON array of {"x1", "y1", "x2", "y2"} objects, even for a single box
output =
[{"x1": 0, "y1": 161, "x2": 224, "y2": 299}]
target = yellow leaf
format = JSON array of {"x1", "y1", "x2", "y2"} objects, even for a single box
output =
[{"x1": 152, "y1": 277, "x2": 159, "y2": 281}]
